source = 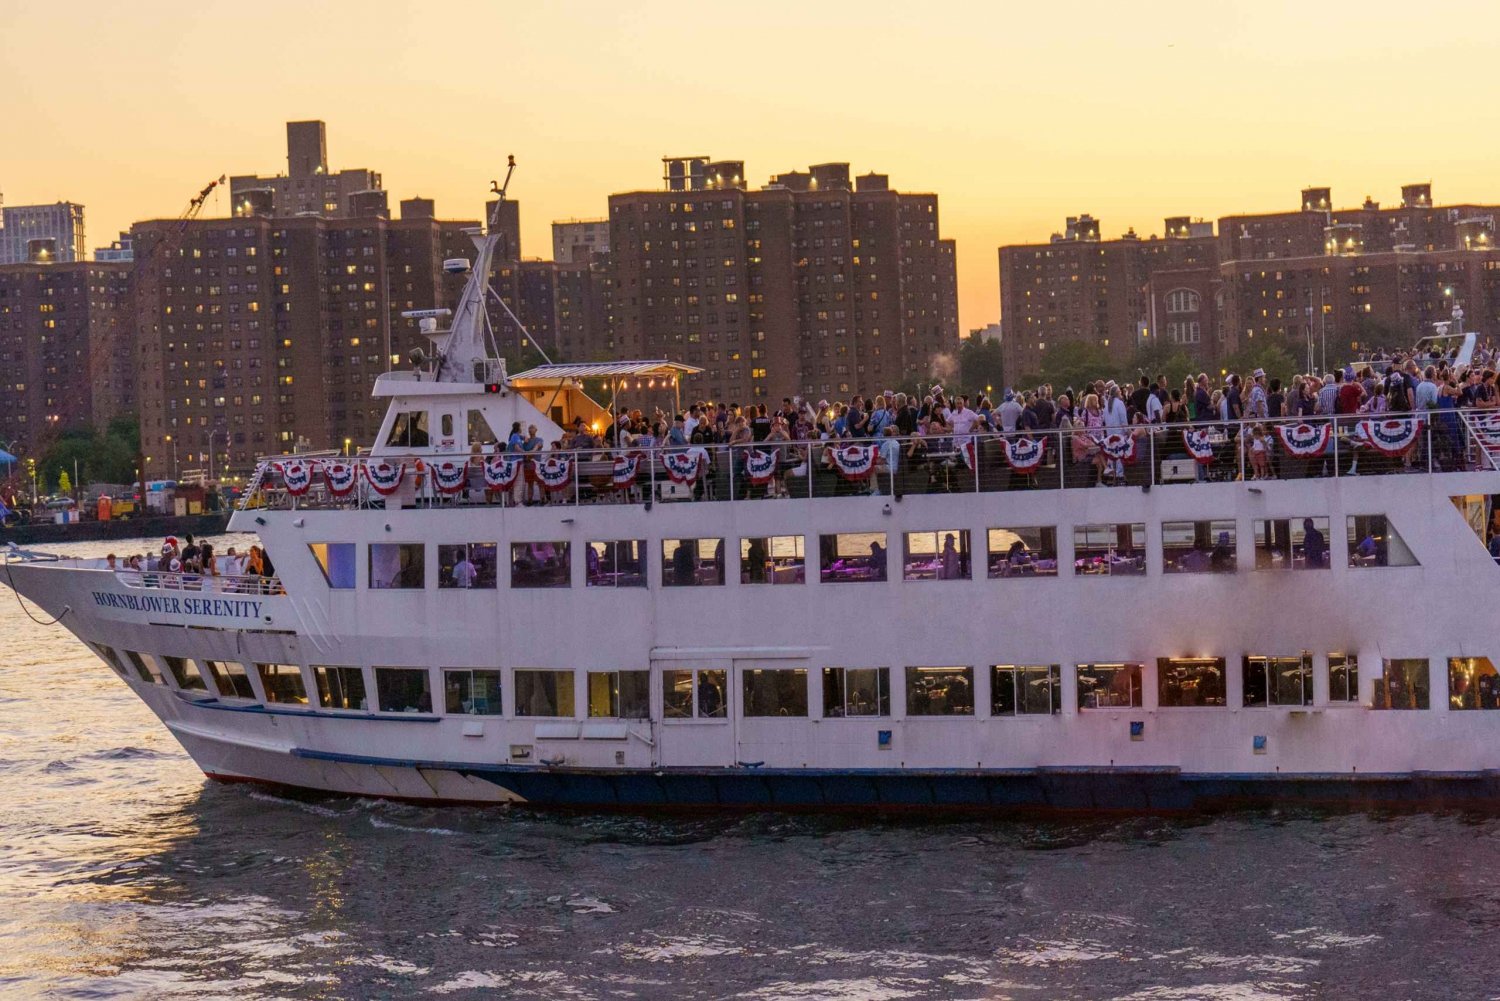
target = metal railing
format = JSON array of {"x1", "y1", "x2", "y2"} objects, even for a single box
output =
[
  {"x1": 116, "y1": 569, "x2": 285, "y2": 594},
  {"x1": 236, "y1": 410, "x2": 1500, "y2": 513}
]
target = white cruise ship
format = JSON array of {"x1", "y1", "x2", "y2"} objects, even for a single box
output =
[{"x1": 9, "y1": 196, "x2": 1500, "y2": 813}]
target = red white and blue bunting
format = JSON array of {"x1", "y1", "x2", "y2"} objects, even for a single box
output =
[
  {"x1": 1098, "y1": 431, "x2": 1138, "y2": 463},
  {"x1": 364, "y1": 460, "x2": 406, "y2": 495},
  {"x1": 1182, "y1": 429, "x2": 1215, "y2": 465},
  {"x1": 828, "y1": 443, "x2": 879, "y2": 481},
  {"x1": 431, "y1": 458, "x2": 471, "y2": 494},
  {"x1": 1356, "y1": 417, "x2": 1423, "y2": 457},
  {"x1": 323, "y1": 460, "x2": 358, "y2": 496},
  {"x1": 1003, "y1": 436, "x2": 1047, "y2": 473},
  {"x1": 1276, "y1": 422, "x2": 1331, "y2": 457},
  {"x1": 611, "y1": 451, "x2": 645, "y2": 489},
  {"x1": 528, "y1": 455, "x2": 574, "y2": 492},
  {"x1": 661, "y1": 449, "x2": 706, "y2": 485},
  {"x1": 744, "y1": 448, "x2": 779, "y2": 486},
  {"x1": 959, "y1": 437, "x2": 978, "y2": 470},
  {"x1": 482, "y1": 454, "x2": 523, "y2": 490},
  {"x1": 276, "y1": 459, "x2": 314, "y2": 496}
]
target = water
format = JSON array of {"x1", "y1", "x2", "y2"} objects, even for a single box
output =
[{"x1": 3, "y1": 538, "x2": 1500, "y2": 999}]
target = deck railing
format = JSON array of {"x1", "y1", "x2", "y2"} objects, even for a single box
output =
[{"x1": 236, "y1": 410, "x2": 1500, "y2": 513}]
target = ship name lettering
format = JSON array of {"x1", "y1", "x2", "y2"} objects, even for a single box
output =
[{"x1": 91, "y1": 591, "x2": 263, "y2": 620}]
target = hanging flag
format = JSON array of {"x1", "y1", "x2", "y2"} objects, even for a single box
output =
[
  {"x1": 482, "y1": 454, "x2": 523, "y2": 489},
  {"x1": 432, "y1": 458, "x2": 471, "y2": 494},
  {"x1": 276, "y1": 458, "x2": 314, "y2": 496},
  {"x1": 529, "y1": 454, "x2": 574, "y2": 492},
  {"x1": 1356, "y1": 417, "x2": 1423, "y2": 457},
  {"x1": 1182, "y1": 429, "x2": 1215, "y2": 465},
  {"x1": 611, "y1": 451, "x2": 645, "y2": 489},
  {"x1": 661, "y1": 449, "x2": 705, "y2": 485},
  {"x1": 744, "y1": 448, "x2": 779, "y2": 486},
  {"x1": 1098, "y1": 431, "x2": 1137, "y2": 463},
  {"x1": 1003, "y1": 436, "x2": 1047, "y2": 473},
  {"x1": 958, "y1": 437, "x2": 977, "y2": 470},
  {"x1": 364, "y1": 460, "x2": 406, "y2": 495},
  {"x1": 1276, "y1": 422, "x2": 1332, "y2": 457},
  {"x1": 323, "y1": 460, "x2": 358, "y2": 496},
  {"x1": 828, "y1": 443, "x2": 879, "y2": 480}
]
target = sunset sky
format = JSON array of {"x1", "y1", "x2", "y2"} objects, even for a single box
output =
[{"x1": 4, "y1": 0, "x2": 1498, "y2": 333}]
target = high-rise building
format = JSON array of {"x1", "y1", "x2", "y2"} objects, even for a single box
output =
[
  {"x1": 228, "y1": 121, "x2": 384, "y2": 220},
  {"x1": 0, "y1": 200, "x2": 87, "y2": 265},
  {"x1": 607, "y1": 158, "x2": 959, "y2": 403},
  {"x1": 0, "y1": 261, "x2": 130, "y2": 455},
  {"x1": 552, "y1": 219, "x2": 610, "y2": 264}
]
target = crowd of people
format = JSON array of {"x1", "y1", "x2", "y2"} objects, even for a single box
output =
[{"x1": 105, "y1": 535, "x2": 280, "y2": 591}]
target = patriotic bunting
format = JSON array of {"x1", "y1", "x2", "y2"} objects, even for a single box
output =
[
  {"x1": 528, "y1": 455, "x2": 574, "y2": 492},
  {"x1": 323, "y1": 460, "x2": 358, "y2": 496},
  {"x1": 1356, "y1": 417, "x2": 1423, "y2": 457},
  {"x1": 1003, "y1": 436, "x2": 1047, "y2": 473},
  {"x1": 1098, "y1": 431, "x2": 1137, "y2": 463},
  {"x1": 1276, "y1": 422, "x2": 1331, "y2": 457},
  {"x1": 611, "y1": 451, "x2": 645, "y2": 489},
  {"x1": 1182, "y1": 429, "x2": 1216, "y2": 465},
  {"x1": 744, "y1": 448, "x2": 779, "y2": 486},
  {"x1": 482, "y1": 454, "x2": 523, "y2": 489},
  {"x1": 431, "y1": 458, "x2": 471, "y2": 494},
  {"x1": 661, "y1": 449, "x2": 706, "y2": 485},
  {"x1": 959, "y1": 437, "x2": 977, "y2": 470},
  {"x1": 828, "y1": 443, "x2": 879, "y2": 481},
  {"x1": 364, "y1": 460, "x2": 406, "y2": 495},
  {"x1": 276, "y1": 459, "x2": 314, "y2": 496}
]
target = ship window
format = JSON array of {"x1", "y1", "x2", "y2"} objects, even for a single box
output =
[
  {"x1": 1347, "y1": 515, "x2": 1419, "y2": 567},
  {"x1": 991, "y1": 665, "x2": 1061, "y2": 716},
  {"x1": 1447, "y1": 657, "x2": 1500, "y2": 710},
  {"x1": 1162, "y1": 520, "x2": 1237, "y2": 574},
  {"x1": 1074, "y1": 523, "x2": 1146, "y2": 576},
  {"x1": 163, "y1": 655, "x2": 209, "y2": 693},
  {"x1": 375, "y1": 667, "x2": 433, "y2": 713},
  {"x1": 822, "y1": 667, "x2": 891, "y2": 717},
  {"x1": 257, "y1": 663, "x2": 309, "y2": 705},
  {"x1": 903, "y1": 530, "x2": 971, "y2": 581},
  {"x1": 308, "y1": 542, "x2": 356, "y2": 588},
  {"x1": 740, "y1": 536, "x2": 805, "y2": 584},
  {"x1": 587, "y1": 670, "x2": 650, "y2": 718},
  {"x1": 1243, "y1": 655, "x2": 1312, "y2": 707},
  {"x1": 369, "y1": 543, "x2": 425, "y2": 589},
  {"x1": 439, "y1": 543, "x2": 498, "y2": 589},
  {"x1": 1077, "y1": 663, "x2": 1143, "y2": 709},
  {"x1": 386, "y1": 410, "x2": 428, "y2": 448},
  {"x1": 662, "y1": 668, "x2": 728, "y2": 719},
  {"x1": 905, "y1": 666, "x2": 974, "y2": 716},
  {"x1": 587, "y1": 540, "x2": 647, "y2": 588},
  {"x1": 312, "y1": 665, "x2": 367, "y2": 710},
  {"x1": 440, "y1": 412, "x2": 455, "y2": 438},
  {"x1": 819, "y1": 532, "x2": 888, "y2": 583},
  {"x1": 466, "y1": 409, "x2": 498, "y2": 447},
  {"x1": 987, "y1": 526, "x2": 1058, "y2": 578},
  {"x1": 1375, "y1": 658, "x2": 1429, "y2": 709},
  {"x1": 89, "y1": 642, "x2": 129, "y2": 678},
  {"x1": 201, "y1": 659, "x2": 254, "y2": 699},
  {"x1": 515, "y1": 670, "x2": 575, "y2": 717},
  {"x1": 742, "y1": 669, "x2": 809, "y2": 717},
  {"x1": 123, "y1": 650, "x2": 166, "y2": 685},
  {"x1": 1328, "y1": 653, "x2": 1359, "y2": 703},
  {"x1": 1157, "y1": 657, "x2": 1227, "y2": 707},
  {"x1": 661, "y1": 538, "x2": 725, "y2": 587},
  {"x1": 511, "y1": 541, "x2": 571, "y2": 588},
  {"x1": 1254, "y1": 518, "x2": 1330, "y2": 570},
  {"x1": 444, "y1": 669, "x2": 503, "y2": 715}
]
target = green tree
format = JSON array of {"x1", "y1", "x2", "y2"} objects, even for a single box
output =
[
  {"x1": 957, "y1": 336, "x2": 1004, "y2": 397},
  {"x1": 1132, "y1": 340, "x2": 1196, "y2": 389},
  {"x1": 57, "y1": 469, "x2": 72, "y2": 496},
  {"x1": 1017, "y1": 342, "x2": 1112, "y2": 397},
  {"x1": 1218, "y1": 336, "x2": 1300, "y2": 388}
]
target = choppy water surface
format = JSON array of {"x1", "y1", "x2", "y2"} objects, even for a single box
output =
[{"x1": 2, "y1": 538, "x2": 1499, "y2": 999}]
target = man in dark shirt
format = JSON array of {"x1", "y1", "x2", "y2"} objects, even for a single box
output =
[
  {"x1": 1032, "y1": 387, "x2": 1055, "y2": 428},
  {"x1": 1129, "y1": 376, "x2": 1152, "y2": 421},
  {"x1": 1225, "y1": 375, "x2": 1243, "y2": 421},
  {"x1": 1302, "y1": 518, "x2": 1327, "y2": 568},
  {"x1": 1193, "y1": 376, "x2": 1213, "y2": 422}
]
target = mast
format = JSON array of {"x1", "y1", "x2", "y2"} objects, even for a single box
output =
[{"x1": 431, "y1": 157, "x2": 516, "y2": 384}]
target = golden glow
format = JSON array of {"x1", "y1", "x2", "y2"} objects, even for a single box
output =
[{"x1": 4, "y1": 3, "x2": 1500, "y2": 330}]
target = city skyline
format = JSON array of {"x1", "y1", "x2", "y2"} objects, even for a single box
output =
[{"x1": 6, "y1": 1, "x2": 1500, "y2": 333}]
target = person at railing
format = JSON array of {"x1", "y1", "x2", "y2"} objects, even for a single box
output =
[{"x1": 1249, "y1": 425, "x2": 1272, "y2": 480}]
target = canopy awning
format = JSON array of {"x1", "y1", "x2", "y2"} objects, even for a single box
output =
[
  {"x1": 508, "y1": 361, "x2": 703, "y2": 385},
  {"x1": 0, "y1": 449, "x2": 16, "y2": 465}
]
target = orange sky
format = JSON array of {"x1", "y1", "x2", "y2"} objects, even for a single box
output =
[{"x1": 4, "y1": 1, "x2": 1499, "y2": 334}]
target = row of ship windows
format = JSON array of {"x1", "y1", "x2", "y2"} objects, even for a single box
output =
[
  {"x1": 316, "y1": 515, "x2": 1417, "y2": 591},
  {"x1": 92, "y1": 647, "x2": 1494, "y2": 716}
]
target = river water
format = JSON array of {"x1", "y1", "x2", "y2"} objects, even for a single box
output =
[{"x1": 2, "y1": 537, "x2": 1498, "y2": 1000}]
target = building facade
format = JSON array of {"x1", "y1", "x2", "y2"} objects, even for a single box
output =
[
  {"x1": 0, "y1": 201, "x2": 87, "y2": 265},
  {"x1": 552, "y1": 219, "x2": 610, "y2": 264},
  {"x1": 229, "y1": 121, "x2": 385, "y2": 220}
]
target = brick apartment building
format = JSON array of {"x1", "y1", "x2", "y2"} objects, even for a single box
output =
[
  {"x1": 0, "y1": 262, "x2": 130, "y2": 455},
  {"x1": 608, "y1": 158, "x2": 959, "y2": 404}
]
